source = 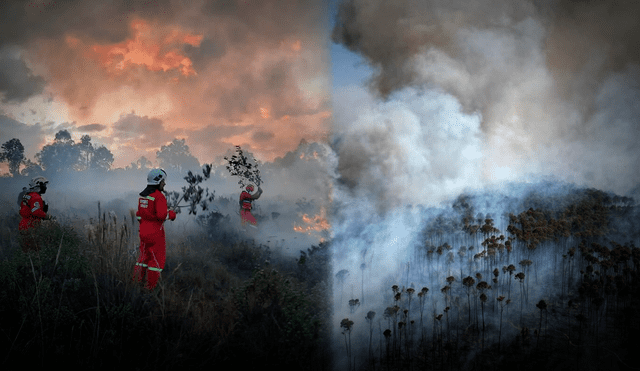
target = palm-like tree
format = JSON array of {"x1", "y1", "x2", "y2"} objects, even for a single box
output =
[
  {"x1": 536, "y1": 299, "x2": 547, "y2": 348},
  {"x1": 515, "y1": 272, "x2": 526, "y2": 326},
  {"x1": 480, "y1": 293, "x2": 488, "y2": 348},
  {"x1": 417, "y1": 287, "x2": 429, "y2": 341},
  {"x1": 462, "y1": 276, "x2": 476, "y2": 325},
  {"x1": 366, "y1": 311, "x2": 376, "y2": 364},
  {"x1": 340, "y1": 318, "x2": 354, "y2": 371},
  {"x1": 497, "y1": 296, "x2": 510, "y2": 350}
]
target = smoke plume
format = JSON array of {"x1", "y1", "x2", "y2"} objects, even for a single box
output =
[{"x1": 332, "y1": 0, "x2": 640, "y2": 194}]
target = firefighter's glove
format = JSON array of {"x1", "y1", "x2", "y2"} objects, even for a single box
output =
[
  {"x1": 168, "y1": 210, "x2": 177, "y2": 221},
  {"x1": 43, "y1": 202, "x2": 48, "y2": 213}
]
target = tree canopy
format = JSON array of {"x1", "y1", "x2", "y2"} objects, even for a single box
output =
[
  {"x1": 3, "y1": 132, "x2": 201, "y2": 177},
  {"x1": 0, "y1": 138, "x2": 26, "y2": 176},
  {"x1": 35, "y1": 130, "x2": 114, "y2": 174},
  {"x1": 156, "y1": 138, "x2": 200, "y2": 174}
]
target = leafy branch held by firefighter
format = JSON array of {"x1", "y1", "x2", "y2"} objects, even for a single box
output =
[{"x1": 224, "y1": 146, "x2": 264, "y2": 229}]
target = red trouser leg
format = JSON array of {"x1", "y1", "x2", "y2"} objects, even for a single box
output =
[
  {"x1": 133, "y1": 239, "x2": 148, "y2": 283},
  {"x1": 241, "y1": 209, "x2": 257, "y2": 226},
  {"x1": 143, "y1": 235, "x2": 166, "y2": 290}
]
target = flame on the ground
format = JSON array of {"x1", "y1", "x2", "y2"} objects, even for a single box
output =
[{"x1": 293, "y1": 207, "x2": 330, "y2": 237}]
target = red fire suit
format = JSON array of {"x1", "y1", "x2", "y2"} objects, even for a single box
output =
[
  {"x1": 19, "y1": 191, "x2": 48, "y2": 252},
  {"x1": 134, "y1": 189, "x2": 176, "y2": 290},
  {"x1": 239, "y1": 191, "x2": 257, "y2": 226}
]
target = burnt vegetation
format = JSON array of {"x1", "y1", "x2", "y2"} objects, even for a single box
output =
[{"x1": 338, "y1": 184, "x2": 640, "y2": 371}]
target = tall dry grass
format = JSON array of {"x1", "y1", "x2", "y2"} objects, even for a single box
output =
[{"x1": 0, "y1": 205, "x2": 330, "y2": 370}]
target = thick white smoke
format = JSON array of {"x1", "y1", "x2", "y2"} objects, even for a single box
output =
[
  {"x1": 330, "y1": 85, "x2": 487, "y2": 369},
  {"x1": 332, "y1": 0, "x2": 640, "y2": 194},
  {"x1": 332, "y1": 86, "x2": 483, "y2": 211}
]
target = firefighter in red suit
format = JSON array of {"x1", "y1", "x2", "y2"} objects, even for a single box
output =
[
  {"x1": 239, "y1": 184, "x2": 263, "y2": 228},
  {"x1": 134, "y1": 168, "x2": 176, "y2": 290},
  {"x1": 19, "y1": 176, "x2": 51, "y2": 252}
]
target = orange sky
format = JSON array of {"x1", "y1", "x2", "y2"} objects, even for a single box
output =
[{"x1": 1, "y1": 1, "x2": 332, "y2": 169}]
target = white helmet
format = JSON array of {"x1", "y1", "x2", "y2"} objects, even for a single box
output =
[
  {"x1": 147, "y1": 168, "x2": 167, "y2": 185},
  {"x1": 29, "y1": 176, "x2": 49, "y2": 189}
]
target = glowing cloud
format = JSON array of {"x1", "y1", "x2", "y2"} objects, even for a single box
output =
[{"x1": 87, "y1": 19, "x2": 201, "y2": 77}]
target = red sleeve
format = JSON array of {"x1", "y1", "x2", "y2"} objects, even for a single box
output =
[
  {"x1": 29, "y1": 194, "x2": 48, "y2": 219},
  {"x1": 154, "y1": 191, "x2": 169, "y2": 221}
]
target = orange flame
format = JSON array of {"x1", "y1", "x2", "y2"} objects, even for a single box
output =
[
  {"x1": 293, "y1": 207, "x2": 330, "y2": 234},
  {"x1": 299, "y1": 151, "x2": 320, "y2": 161}
]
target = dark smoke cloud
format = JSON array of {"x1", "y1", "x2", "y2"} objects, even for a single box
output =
[
  {"x1": 332, "y1": 0, "x2": 640, "y2": 107},
  {"x1": 542, "y1": 0, "x2": 640, "y2": 109},
  {"x1": 0, "y1": 46, "x2": 45, "y2": 103},
  {"x1": 112, "y1": 112, "x2": 178, "y2": 147},
  {"x1": 0, "y1": 114, "x2": 46, "y2": 159},
  {"x1": 201, "y1": 0, "x2": 329, "y2": 40},
  {"x1": 332, "y1": 0, "x2": 535, "y2": 102},
  {"x1": 252, "y1": 130, "x2": 275, "y2": 142},
  {"x1": 0, "y1": 0, "x2": 174, "y2": 47},
  {"x1": 76, "y1": 123, "x2": 107, "y2": 132}
]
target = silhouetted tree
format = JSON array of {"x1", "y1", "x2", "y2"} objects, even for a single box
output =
[
  {"x1": 20, "y1": 158, "x2": 43, "y2": 177},
  {"x1": 34, "y1": 130, "x2": 114, "y2": 173},
  {"x1": 91, "y1": 145, "x2": 114, "y2": 171},
  {"x1": 0, "y1": 138, "x2": 25, "y2": 176},
  {"x1": 126, "y1": 156, "x2": 152, "y2": 170},
  {"x1": 36, "y1": 130, "x2": 81, "y2": 173},
  {"x1": 55, "y1": 129, "x2": 72, "y2": 142},
  {"x1": 77, "y1": 134, "x2": 93, "y2": 170},
  {"x1": 156, "y1": 138, "x2": 200, "y2": 174},
  {"x1": 137, "y1": 156, "x2": 152, "y2": 169},
  {"x1": 77, "y1": 135, "x2": 114, "y2": 171}
]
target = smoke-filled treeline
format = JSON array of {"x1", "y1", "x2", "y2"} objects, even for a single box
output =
[
  {"x1": 0, "y1": 133, "x2": 334, "y2": 369},
  {"x1": 330, "y1": 180, "x2": 640, "y2": 370},
  {"x1": 0, "y1": 130, "x2": 332, "y2": 248}
]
